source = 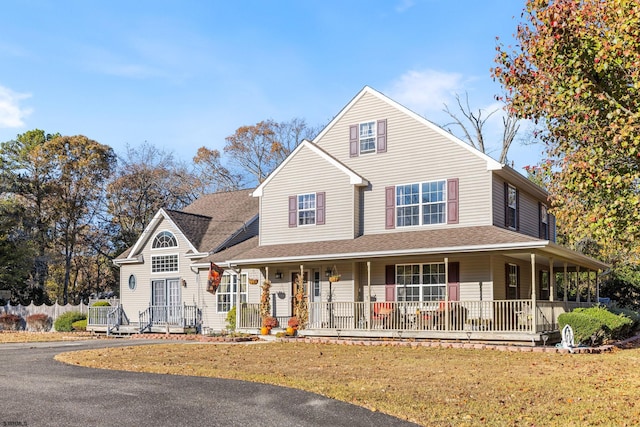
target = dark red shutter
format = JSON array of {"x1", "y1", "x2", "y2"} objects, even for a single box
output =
[
  {"x1": 385, "y1": 186, "x2": 395, "y2": 229},
  {"x1": 349, "y1": 124, "x2": 359, "y2": 157},
  {"x1": 538, "y1": 202, "x2": 543, "y2": 238},
  {"x1": 447, "y1": 178, "x2": 459, "y2": 224},
  {"x1": 288, "y1": 196, "x2": 297, "y2": 228},
  {"x1": 376, "y1": 119, "x2": 387, "y2": 153},
  {"x1": 515, "y1": 189, "x2": 520, "y2": 231},
  {"x1": 316, "y1": 192, "x2": 325, "y2": 225},
  {"x1": 447, "y1": 262, "x2": 460, "y2": 301},
  {"x1": 385, "y1": 265, "x2": 395, "y2": 301},
  {"x1": 504, "y1": 182, "x2": 509, "y2": 228}
]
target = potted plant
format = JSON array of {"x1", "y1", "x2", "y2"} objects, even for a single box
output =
[
  {"x1": 261, "y1": 316, "x2": 278, "y2": 335},
  {"x1": 286, "y1": 316, "x2": 299, "y2": 336}
]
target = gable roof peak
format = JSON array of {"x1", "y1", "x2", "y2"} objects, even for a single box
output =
[{"x1": 252, "y1": 140, "x2": 368, "y2": 197}]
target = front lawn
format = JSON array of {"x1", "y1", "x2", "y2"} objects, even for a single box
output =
[
  {"x1": 55, "y1": 341, "x2": 640, "y2": 426},
  {"x1": 0, "y1": 331, "x2": 93, "y2": 343}
]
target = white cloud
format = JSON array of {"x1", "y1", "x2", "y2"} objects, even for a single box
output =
[
  {"x1": 387, "y1": 69, "x2": 465, "y2": 115},
  {"x1": 395, "y1": 0, "x2": 415, "y2": 13},
  {"x1": 0, "y1": 85, "x2": 32, "y2": 128}
]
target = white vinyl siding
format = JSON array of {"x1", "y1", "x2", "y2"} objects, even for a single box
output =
[
  {"x1": 259, "y1": 147, "x2": 356, "y2": 245},
  {"x1": 314, "y1": 91, "x2": 492, "y2": 235}
]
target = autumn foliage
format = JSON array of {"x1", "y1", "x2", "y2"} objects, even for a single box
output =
[{"x1": 493, "y1": 0, "x2": 640, "y2": 262}]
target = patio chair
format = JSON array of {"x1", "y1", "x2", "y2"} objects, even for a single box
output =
[{"x1": 372, "y1": 302, "x2": 393, "y2": 329}]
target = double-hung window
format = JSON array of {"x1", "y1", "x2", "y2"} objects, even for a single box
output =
[
  {"x1": 289, "y1": 192, "x2": 325, "y2": 227},
  {"x1": 359, "y1": 121, "x2": 376, "y2": 154},
  {"x1": 217, "y1": 273, "x2": 248, "y2": 313},
  {"x1": 396, "y1": 180, "x2": 446, "y2": 227},
  {"x1": 540, "y1": 204, "x2": 549, "y2": 239},
  {"x1": 506, "y1": 184, "x2": 518, "y2": 229},
  {"x1": 506, "y1": 263, "x2": 519, "y2": 299},
  {"x1": 396, "y1": 263, "x2": 446, "y2": 302},
  {"x1": 298, "y1": 193, "x2": 316, "y2": 225}
]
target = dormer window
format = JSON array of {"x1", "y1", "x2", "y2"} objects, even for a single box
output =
[
  {"x1": 152, "y1": 231, "x2": 177, "y2": 249},
  {"x1": 350, "y1": 119, "x2": 387, "y2": 157}
]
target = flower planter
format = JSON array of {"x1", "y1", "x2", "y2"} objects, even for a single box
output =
[
  {"x1": 248, "y1": 279, "x2": 259, "y2": 285},
  {"x1": 329, "y1": 275, "x2": 341, "y2": 283}
]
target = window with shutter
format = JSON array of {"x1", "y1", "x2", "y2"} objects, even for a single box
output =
[
  {"x1": 505, "y1": 183, "x2": 518, "y2": 230},
  {"x1": 289, "y1": 193, "x2": 326, "y2": 227},
  {"x1": 350, "y1": 119, "x2": 387, "y2": 156}
]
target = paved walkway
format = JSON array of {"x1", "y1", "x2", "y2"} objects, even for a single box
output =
[{"x1": 0, "y1": 339, "x2": 417, "y2": 427}]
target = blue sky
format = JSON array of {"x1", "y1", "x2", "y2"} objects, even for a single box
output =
[{"x1": 0, "y1": 0, "x2": 543, "y2": 173}]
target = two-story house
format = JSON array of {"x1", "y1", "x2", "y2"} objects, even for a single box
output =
[
  {"x1": 229, "y1": 86, "x2": 607, "y2": 343},
  {"x1": 92, "y1": 86, "x2": 607, "y2": 343}
]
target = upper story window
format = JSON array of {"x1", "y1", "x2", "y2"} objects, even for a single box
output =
[
  {"x1": 289, "y1": 192, "x2": 325, "y2": 228},
  {"x1": 153, "y1": 231, "x2": 177, "y2": 249},
  {"x1": 506, "y1": 184, "x2": 518, "y2": 230},
  {"x1": 151, "y1": 254, "x2": 178, "y2": 273},
  {"x1": 359, "y1": 121, "x2": 376, "y2": 154},
  {"x1": 540, "y1": 204, "x2": 549, "y2": 239},
  {"x1": 350, "y1": 119, "x2": 387, "y2": 157},
  {"x1": 298, "y1": 193, "x2": 316, "y2": 225},
  {"x1": 396, "y1": 180, "x2": 446, "y2": 227}
]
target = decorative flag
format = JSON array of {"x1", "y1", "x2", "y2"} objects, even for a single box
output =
[{"x1": 206, "y1": 262, "x2": 224, "y2": 294}]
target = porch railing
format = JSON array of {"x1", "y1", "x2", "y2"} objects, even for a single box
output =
[
  {"x1": 237, "y1": 300, "x2": 596, "y2": 334},
  {"x1": 138, "y1": 304, "x2": 201, "y2": 333}
]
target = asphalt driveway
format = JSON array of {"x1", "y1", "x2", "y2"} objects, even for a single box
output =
[{"x1": 0, "y1": 339, "x2": 417, "y2": 427}]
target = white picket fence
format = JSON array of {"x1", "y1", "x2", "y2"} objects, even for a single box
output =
[{"x1": 1, "y1": 302, "x2": 95, "y2": 331}]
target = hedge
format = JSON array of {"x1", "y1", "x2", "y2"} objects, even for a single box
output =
[
  {"x1": 92, "y1": 301, "x2": 111, "y2": 307},
  {"x1": 54, "y1": 311, "x2": 87, "y2": 332},
  {"x1": 559, "y1": 306, "x2": 635, "y2": 346},
  {"x1": 72, "y1": 319, "x2": 87, "y2": 331}
]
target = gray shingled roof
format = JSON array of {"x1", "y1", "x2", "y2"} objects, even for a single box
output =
[
  {"x1": 222, "y1": 226, "x2": 545, "y2": 265},
  {"x1": 117, "y1": 189, "x2": 258, "y2": 260}
]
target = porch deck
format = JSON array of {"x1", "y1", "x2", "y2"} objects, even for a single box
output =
[
  {"x1": 238, "y1": 300, "x2": 593, "y2": 344},
  {"x1": 87, "y1": 304, "x2": 201, "y2": 335}
]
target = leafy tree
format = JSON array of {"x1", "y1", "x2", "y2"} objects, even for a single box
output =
[
  {"x1": 0, "y1": 129, "x2": 60, "y2": 302},
  {"x1": 0, "y1": 197, "x2": 37, "y2": 302},
  {"x1": 443, "y1": 93, "x2": 520, "y2": 163},
  {"x1": 106, "y1": 142, "x2": 200, "y2": 252},
  {"x1": 493, "y1": 0, "x2": 640, "y2": 263},
  {"x1": 39, "y1": 135, "x2": 116, "y2": 303},
  {"x1": 224, "y1": 118, "x2": 320, "y2": 185}
]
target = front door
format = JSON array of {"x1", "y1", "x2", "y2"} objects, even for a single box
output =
[{"x1": 151, "y1": 278, "x2": 181, "y2": 323}]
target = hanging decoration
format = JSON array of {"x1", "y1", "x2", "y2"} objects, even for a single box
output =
[{"x1": 206, "y1": 262, "x2": 225, "y2": 294}]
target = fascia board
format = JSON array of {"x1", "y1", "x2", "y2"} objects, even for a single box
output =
[
  {"x1": 252, "y1": 140, "x2": 367, "y2": 197},
  {"x1": 228, "y1": 241, "x2": 550, "y2": 266}
]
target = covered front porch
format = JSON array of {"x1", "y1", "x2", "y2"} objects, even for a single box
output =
[{"x1": 237, "y1": 299, "x2": 595, "y2": 344}]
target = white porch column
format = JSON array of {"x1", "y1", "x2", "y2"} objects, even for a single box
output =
[
  {"x1": 596, "y1": 270, "x2": 601, "y2": 302},
  {"x1": 531, "y1": 253, "x2": 537, "y2": 331},
  {"x1": 549, "y1": 257, "x2": 555, "y2": 302},
  {"x1": 576, "y1": 266, "x2": 581, "y2": 303},
  {"x1": 367, "y1": 261, "x2": 371, "y2": 330},
  {"x1": 563, "y1": 263, "x2": 568, "y2": 302},
  {"x1": 444, "y1": 257, "x2": 449, "y2": 332},
  {"x1": 587, "y1": 269, "x2": 592, "y2": 303}
]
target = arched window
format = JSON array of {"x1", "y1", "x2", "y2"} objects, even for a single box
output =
[{"x1": 152, "y1": 231, "x2": 177, "y2": 249}]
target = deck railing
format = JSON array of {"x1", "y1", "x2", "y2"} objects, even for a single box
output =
[
  {"x1": 237, "y1": 300, "x2": 596, "y2": 334},
  {"x1": 138, "y1": 304, "x2": 201, "y2": 332}
]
